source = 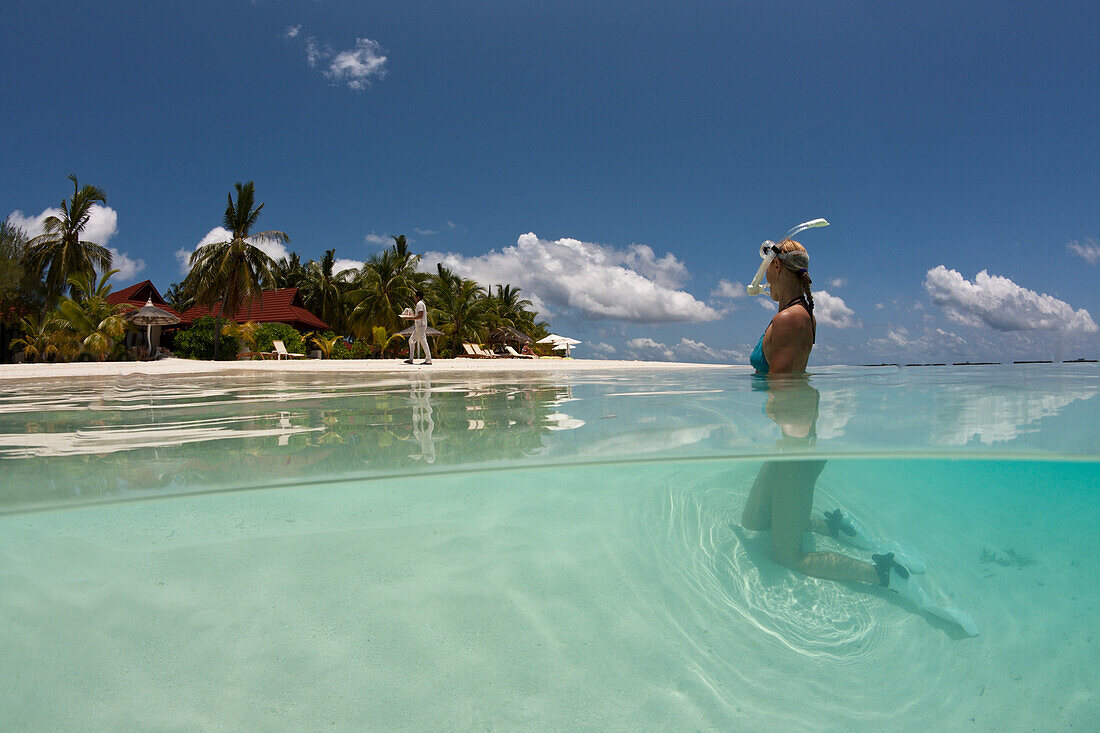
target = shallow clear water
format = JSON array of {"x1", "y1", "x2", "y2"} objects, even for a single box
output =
[{"x1": 1, "y1": 364, "x2": 1097, "y2": 730}]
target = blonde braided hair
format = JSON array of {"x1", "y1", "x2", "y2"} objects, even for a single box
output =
[{"x1": 776, "y1": 239, "x2": 815, "y2": 334}]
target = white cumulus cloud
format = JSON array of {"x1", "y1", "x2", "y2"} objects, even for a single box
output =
[
  {"x1": 174, "y1": 227, "x2": 290, "y2": 276},
  {"x1": 8, "y1": 204, "x2": 118, "y2": 246},
  {"x1": 624, "y1": 336, "x2": 742, "y2": 363},
  {"x1": 107, "y1": 248, "x2": 145, "y2": 280},
  {"x1": 710, "y1": 279, "x2": 745, "y2": 300},
  {"x1": 421, "y1": 233, "x2": 720, "y2": 324},
  {"x1": 1067, "y1": 238, "x2": 1100, "y2": 265},
  {"x1": 924, "y1": 266, "x2": 1097, "y2": 332},
  {"x1": 364, "y1": 232, "x2": 390, "y2": 245},
  {"x1": 814, "y1": 290, "x2": 858, "y2": 328},
  {"x1": 302, "y1": 37, "x2": 388, "y2": 90},
  {"x1": 625, "y1": 337, "x2": 676, "y2": 360},
  {"x1": 588, "y1": 341, "x2": 617, "y2": 355},
  {"x1": 8, "y1": 204, "x2": 144, "y2": 280},
  {"x1": 284, "y1": 25, "x2": 301, "y2": 39},
  {"x1": 305, "y1": 38, "x2": 322, "y2": 67},
  {"x1": 333, "y1": 258, "x2": 362, "y2": 275}
]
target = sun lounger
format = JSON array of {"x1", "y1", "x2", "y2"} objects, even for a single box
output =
[
  {"x1": 459, "y1": 342, "x2": 486, "y2": 358},
  {"x1": 505, "y1": 345, "x2": 536, "y2": 359},
  {"x1": 472, "y1": 344, "x2": 499, "y2": 358},
  {"x1": 269, "y1": 340, "x2": 305, "y2": 360}
]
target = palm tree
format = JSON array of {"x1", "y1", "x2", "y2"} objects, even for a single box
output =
[
  {"x1": 273, "y1": 252, "x2": 307, "y2": 289},
  {"x1": 221, "y1": 320, "x2": 262, "y2": 355},
  {"x1": 184, "y1": 181, "x2": 289, "y2": 359},
  {"x1": 1, "y1": 221, "x2": 34, "y2": 361},
  {"x1": 347, "y1": 245, "x2": 422, "y2": 336},
  {"x1": 300, "y1": 249, "x2": 350, "y2": 332},
  {"x1": 429, "y1": 265, "x2": 491, "y2": 356},
  {"x1": 10, "y1": 313, "x2": 60, "y2": 363},
  {"x1": 391, "y1": 234, "x2": 412, "y2": 263},
  {"x1": 304, "y1": 331, "x2": 344, "y2": 359},
  {"x1": 163, "y1": 282, "x2": 194, "y2": 314},
  {"x1": 488, "y1": 284, "x2": 535, "y2": 330},
  {"x1": 367, "y1": 325, "x2": 402, "y2": 358},
  {"x1": 26, "y1": 174, "x2": 112, "y2": 312},
  {"x1": 55, "y1": 270, "x2": 130, "y2": 361}
]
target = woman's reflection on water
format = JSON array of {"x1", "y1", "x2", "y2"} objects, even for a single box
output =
[{"x1": 740, "y1": 377, "x2": 877, "y2": 584}]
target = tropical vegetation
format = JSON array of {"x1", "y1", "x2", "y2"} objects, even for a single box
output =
[
  {"x1": 26, "y1": 175, "x2": 113, "y2": 311},
  {"x1": 3, "y1": 176, "x2": 554, "y2": 363}
]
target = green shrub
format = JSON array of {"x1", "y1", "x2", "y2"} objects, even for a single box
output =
[
  {"x1": 349, "y1": 338, "x2": 374, "y2": 359},
  {"x1": 330, "y1": 337, "x2": 351, "y2": 359},
  {"x1": 254, "y1": 322, "x2": 304, "y2": 355},
  {"x1": 173, "y1": 316, "x2": 240, "y2": 360}
]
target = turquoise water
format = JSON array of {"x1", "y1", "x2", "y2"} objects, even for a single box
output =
[{"x1": 1, "y1": 364, "x2": 1097, "y2": 730}]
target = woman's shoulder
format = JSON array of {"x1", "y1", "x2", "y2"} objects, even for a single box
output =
[{"x1": 770, "y1": 304, "x2": 813, "y2": 337}]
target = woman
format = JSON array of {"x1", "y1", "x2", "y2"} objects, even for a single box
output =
[
  {"x1": 737, "y1": 237, "x2": 978, "y2": 634},
  {"x1": 749, "y1": 239, "x2": 815, "y2": 375},
  {"x1": 741, "y1": 238, "x2": 881, "y2": 584}
]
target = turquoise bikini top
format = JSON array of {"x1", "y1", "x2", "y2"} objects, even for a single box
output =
[{"x1": 750, "y1": 333, "x2": 769, "y2": 373}]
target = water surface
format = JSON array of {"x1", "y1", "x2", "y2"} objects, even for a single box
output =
[{"x1": 1, "y1": 364, "x2": 1097, "y2": 729}]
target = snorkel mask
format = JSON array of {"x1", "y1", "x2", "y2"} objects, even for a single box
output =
[{"x1": 746, "y1": 218, "x2": 830, "y2": 295}]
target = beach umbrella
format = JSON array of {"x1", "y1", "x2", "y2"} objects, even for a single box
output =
[
  {"x1": 537, "y1": 333, "x2": 581, "y2": 356},
  {"x1": 551, "y1": 336, "x2": 581, "y2": 356},
  {"x1": 489, "y1": 326, "x2": 533, "y2": 345},
  {"x1": 125, "y1": 297, "x2": 180, "y2": 355}
]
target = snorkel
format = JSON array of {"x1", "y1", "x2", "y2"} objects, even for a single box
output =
[{"x1": 746, "y1": 218, "x2": 830, "y2": 295}]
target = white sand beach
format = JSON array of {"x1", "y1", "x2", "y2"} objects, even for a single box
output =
[{"x1": 0, "y1": 356, "x2": 743, "y2": 382}]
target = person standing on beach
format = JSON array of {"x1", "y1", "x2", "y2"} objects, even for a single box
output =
[{"x1": 405, "y1": 289, "x2": 431, "y2": 365}]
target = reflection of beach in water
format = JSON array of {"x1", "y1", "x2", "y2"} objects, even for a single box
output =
[
  {"x1": 814, "y1": 388, "x2": 858, "y2": 440},
  {"x1": 931, "y1": 386, "x2": 1098, "y2": 445}
]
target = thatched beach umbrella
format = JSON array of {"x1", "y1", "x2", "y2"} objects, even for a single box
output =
[
  {"x1": 125, "y1": 297, "x2": 180, "y2": 355},
  {"x1": 489, "y1": 326, "x2": 533, "y2": 345},
  {"x1": 396, "y1": 324, "x2": 444, "y2": 338}
]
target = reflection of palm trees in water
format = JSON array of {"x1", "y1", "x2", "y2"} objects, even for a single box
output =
[{"x1": 741, "y1": 378, "x2": 879, "y2": 584}]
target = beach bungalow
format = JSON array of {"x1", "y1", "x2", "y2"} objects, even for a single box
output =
[
  {"x1": 106, "y1": 280, "x2": 185, "y2": 355},
  {"x1": 177, "y1": 288, "x2": 328, "y2": 332}
]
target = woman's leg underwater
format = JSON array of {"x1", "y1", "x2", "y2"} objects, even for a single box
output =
[
  {"x1": 741, "y1": 461, "x2": 780, "y2": 530},
  {"x1": 769, "y1": 460, "x2": 878, "y2": 584}
]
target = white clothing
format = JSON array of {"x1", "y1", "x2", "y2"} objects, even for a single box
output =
[
  {"x1": 410, "y1": 298, "x2": 431, "y2": 362},
  {"x1": 413, "y1": 299, "x2": 427, "y2": 334}
]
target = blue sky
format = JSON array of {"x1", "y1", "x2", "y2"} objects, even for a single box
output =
[{"x1": 3, "y1": 1, "x2": 1098, "y2": 364}]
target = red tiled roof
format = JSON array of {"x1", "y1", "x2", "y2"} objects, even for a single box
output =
[
  {"x1": 107, "y1": 280, "x2": 183, "y2": 320},
  {"x1": 178, "y1": 288, "x2": 328, "y2": 330}
]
